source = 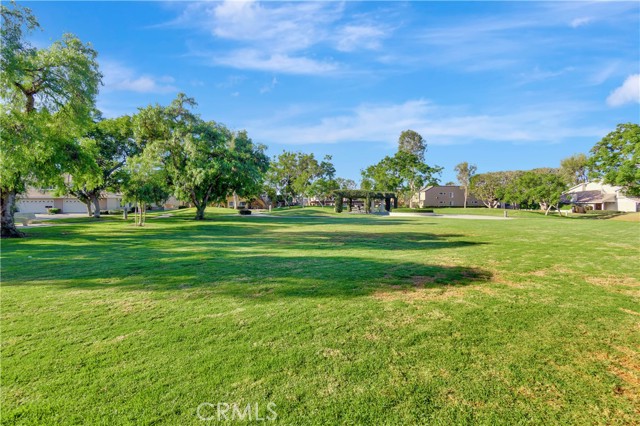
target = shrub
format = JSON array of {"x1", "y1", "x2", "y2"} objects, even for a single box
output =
[
  {"x1": 48, "y1": 208, "x2": 61, "y2": 214},
  {"x1": 239, "y1": 209, "x2": 252, "y2": 215},
  {"x1": 178, "y1": 205, "x2": 189, "y2": 209}
]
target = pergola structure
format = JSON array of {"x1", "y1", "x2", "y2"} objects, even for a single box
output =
[{"x1": 332, "y1": 190, "x2": 398, "y2": 214}]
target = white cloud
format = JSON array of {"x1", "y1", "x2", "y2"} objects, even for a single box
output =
[
  {"x1": 588, "y1": 62, "x2": 619, "y2": 85},
  {"x1": 260, "y1": 76, "x2": 278, "y2": 94},
  {"x1": 606, "y1": 74, "x2": 640, "y2": 107},
  {"x1": 215, "y1": 75, "x2": 246, "y2": 89},
  {"x1": 174, "y1": 0, "x2": 390, "y2": 74},
  {"x1": 335, "y1": 25, "x2": 386, "y2": 52},
  {"x1": 213, "y1": 50, "x2": 337, "y2": 75},
  {"x1": 570, "y1": 17, "x2": 593, "y2": 28},
  {"x1": 101, "y1": 61, "x2": 177, "y2": 94},
  {"x1": 246, "y1": 99, "x2": 606, "y2": 146},
  {"x1": 209, "y1": 0, "x2": 339, "y2": 52},
  {"x1": 518, "y1": 66, "x2": 574, "y2": 85}
]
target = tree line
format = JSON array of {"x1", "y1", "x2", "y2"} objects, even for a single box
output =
[
  {"x1": 1, "y1": 3, "x2": 267, "y2": 236},
  {"x1": 1, "y1": 2, "x2": 637, "y2": 237},
  {"x1": 462, "y1": 123, "x2": 639, "y2": 215}
]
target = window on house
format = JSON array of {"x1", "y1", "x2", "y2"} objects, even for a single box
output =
[{"x1": 450, "y1": 192, "x2": 454, "y2": 198}]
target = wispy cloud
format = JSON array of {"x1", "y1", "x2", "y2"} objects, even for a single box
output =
[
  {"x1": 171, "y1": 0, "x2": 390, "y2": 75},
  {"x1": 247, "y1": 99, "x2": 606, "y2": 147},
  {"x1": 517, "y1": 66, "x2": 574, "y2": 85},
  {"x1": 570, "y1": 17, "x2": 593, "y2": 28},
  {"x1": 212, "y1": 49, "x2": 338, "y2": 75},
  {"x1": 335, "y1": 24, "x2": 387, "y2": 52},
  {"x1": 101, "y1": 60, "x2": 177, "y2": 94},
  {"x1": 606, "y1": 74, "x2": 640, "y2": 107},
  {"x1": 588, "y1": 62, "x2": 620, "y2": 86},
  {"x1": 260, "y1": 76, "x2": 278, "y2": 94}
]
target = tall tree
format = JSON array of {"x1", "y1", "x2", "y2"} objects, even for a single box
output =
[
  {"x1": 227, "y1": 130, "x2": 269, "y2": 209},
  {"x1": 516, "y1": 170, "x2": 567, "y2": 215},
  {"x1": 335, "y1": 178, "x2": 358, "y2": 190},
  {"x1": 308, "y1": 155, "x2": 338, "y2": 206},
  {"x1": 560, "y1": 153, "x2": 588, "y2": 186},
  {"x1": 587, "y1": 123, "x2": 640, "y2": 196},
  {"x1": 454, "y1": 162, "x2": 477, "y2": 208},
  {"x1": 361, "y1": 151, "x2": 441, "y2": 207},
  {"x1": 265, "y1": 151, "x2": 298, "y2": 207},
  {"x1": 60, "y1": 115, "x2": 138, "y2": 218},
  {"x1": 264, "y1": 151, "x2": 324, "y2": 207},
  {"x1": 0, "y1": 2, "x2": 101, "y2": 237},
  {"x1": 135, "y1": 94, "x2": 266, "y2": 220},
  {"x1": 469, "y1": 172, "x2": 503, "y2": 208},
  {"x1": 398, "y1": 130, "x2": 427, "y2": 161},
  {"x1": 121, "y1": 154, "x2": 170, "y2": 226}
]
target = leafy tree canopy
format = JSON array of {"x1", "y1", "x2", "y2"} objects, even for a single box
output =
[
  {"x1": 0, "y1": 1, "x2": 101, "y2": 237},
  {"x1": 134, "y1": 94, "x2": 267, "y2": 220},
  {"x1": 398, "y1": 129, "x2": 427, "y2": 161},
  {"x1": 587, "y1": 123, "x2": 640, "y2": 196},
  {"x1": 559, "y1": 153, "x2": 588, "y2": 186}
]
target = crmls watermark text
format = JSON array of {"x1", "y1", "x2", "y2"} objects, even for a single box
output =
[{"x1": 197, "y1": 402, "x2": 277, "y2": 422}]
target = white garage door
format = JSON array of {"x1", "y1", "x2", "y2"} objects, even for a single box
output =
[
  {"x1": 16, "y1": 200, "x2": 54, "y2": 213},
  {"x1": 63, "y1": 199, "x2": 87, "y2": 213}
]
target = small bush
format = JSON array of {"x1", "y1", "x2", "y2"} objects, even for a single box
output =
[
  {"x1": 178, "y1": 205, "x2": 189, "y2": 210},
  {"x1": 48, "y1": 208, "x2": 61, "y2": 214},
  {"x1": 238, "y1": 209, "x2": 252, "y2": 215}
]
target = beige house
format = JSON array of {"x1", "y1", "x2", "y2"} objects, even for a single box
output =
[
  {"x1": 412, "y1": 185, "x2": 481, "y2": 208},
  {"x1": 563, "y1": 182, "x2": 640, "y2": 212},
  {"x1": 16, "y1": 188, "x2": 182, "y2": 214},
  {"x1": 16, "y1": 188, "x2": 122, "y2": 214}
]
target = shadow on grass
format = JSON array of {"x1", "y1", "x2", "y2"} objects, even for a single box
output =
[
  {"x1": 3, "y1": 214, "x2": 492, "y2": 299},
  {"x1": 3, "y1": 253, "x2": 492, "y2": 300}
]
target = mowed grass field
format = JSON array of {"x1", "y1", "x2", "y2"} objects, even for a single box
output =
[{"x1": 2, "y1": 208, "x2": 639, "y2": 425}]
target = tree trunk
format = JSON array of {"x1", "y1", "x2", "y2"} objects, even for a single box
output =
[
  {"x1": 92, "y1": 194, "x2": 101, "y2": 218},
  {"x1": 85, "y1": 201, "x2": 93, "y2": 217},
  {"x1": 195, "y1": 204, "x2": 206, "y2": 220},
  {"x1": 233, "y1": 191, "x2": 239, "y2": 210},
  {"x1": 463, "y1": 187, "x2": 468, "y2": 209},
  {"x1": 1, "y1": 189, "x2": 24, "y2": 238}
]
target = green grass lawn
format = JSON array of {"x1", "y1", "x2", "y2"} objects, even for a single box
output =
[{"x1": 2, "y1": 209, "x2": 639, "y2": 424}]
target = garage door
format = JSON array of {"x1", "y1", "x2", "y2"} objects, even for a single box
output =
[
  {"x1": 63, "y1": 199, "x2": 87, "y2": 213},
  {"x1": 16, "y1": 200, "x2": 54, "y2": 213}
]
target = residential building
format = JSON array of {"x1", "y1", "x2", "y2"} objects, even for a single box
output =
[
  {"x1": 412, "y1": 185, "x2": 481, "y2": 208},
  {"x1": 563, "y1": 182, "x2": 640, "y2": 212},
  {"x1": 16, "y1": 187, "x2": 182, "y2": 214}
]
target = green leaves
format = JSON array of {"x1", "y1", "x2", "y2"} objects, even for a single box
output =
[
  {"x1": 1, "y1": 1, "x2": 101, "y2": 232},
  {"x1": 265, "y1": 151, "x2": 329, "y2": 205},
  {"x1": 361, "y1": 150, "x2": 441, "y2": 203},
  {"x1": 133, "y1": 94, "x2": 268, "y2": 219},
  {"x1": 588, "y1": 123, "x2": 640, "y2": 196}
]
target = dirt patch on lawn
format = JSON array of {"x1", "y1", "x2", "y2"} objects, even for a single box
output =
[
  {"x1": 586, "y1": 276, "x2": 640, "y2": 298},
  {"x1": 372, "y1": 284, "x2": 476, "y2": 302},
  {"x1": 594, "y1": 346, "x2": 640, "y2": 404}
]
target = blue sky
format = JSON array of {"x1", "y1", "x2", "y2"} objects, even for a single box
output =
[{"x1": 23, "y1": 1, "x2": 640, "y2": 184}]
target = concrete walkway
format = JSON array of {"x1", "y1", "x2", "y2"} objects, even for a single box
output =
[
  {"x1": 240, "y1": 211, "x2": 513, "y2": 220},
  {"x1": 389, "y1": 212, "x2": 512, "y2": 220}
]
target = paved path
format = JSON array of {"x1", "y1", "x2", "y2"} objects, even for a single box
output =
[
  {"x1": 389, "y1": 212, "x2": 512, "y2": 220},
  {"x1": 240, "y1": 211, "x2": 513, "y2": 220}
]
